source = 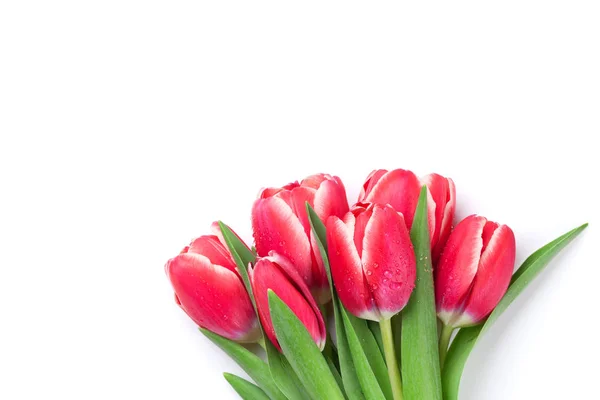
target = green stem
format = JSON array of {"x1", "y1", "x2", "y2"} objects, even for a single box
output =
[
  {"x1": 380, "y1": 318, "x2": 403, "y2": 400},
  {"x1": 438, "y1": 324, "x2": 454, "y2": 369}
]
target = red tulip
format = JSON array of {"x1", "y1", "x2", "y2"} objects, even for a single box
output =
[
  {"x1": 326, "y1": 203, "x2": 416, "y2": 321},
  {"x1": 358, "y1": 169, "x2": 455, "y2": 260},
  {"x1": 435, "y1": 215, "x2": 516, "y2": 328},
  {"x1": 250, "y1": 252, "x2": 326, "y2": 351},
  {"x1": 252, "y1": 173, "x2": 349, "y2": 304},
  {"x1": 164, "y1": 231, "x2": 260, "y2": 342}
]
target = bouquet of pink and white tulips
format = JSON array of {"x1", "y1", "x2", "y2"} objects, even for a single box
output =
[{"x1": 164, "y1": 170, "x2": 587, "y2": 400}]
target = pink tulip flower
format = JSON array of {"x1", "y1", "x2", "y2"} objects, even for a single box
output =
[
  {"x1": 252, "y1": 173, "x2": 349, "y2": 304},
  {"x1": 165, "y1": 231, "x2": 260, "y2": 342},
  {"x1": 326, "y1": 203, "x2": 416, "y2": 321},
  {"x1": 436, "y1": 215, "x2": 516, "y2": 328}
]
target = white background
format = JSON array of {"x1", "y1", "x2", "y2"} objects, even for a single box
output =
[{"x1": 1, "y1": 1, "x2": 599, "y2": 399}]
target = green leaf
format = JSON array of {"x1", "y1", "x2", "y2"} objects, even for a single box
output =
[
  {"x1": 268, "y1": 290, "x2": 345, "y2": 400},
  {"x1": 326, "y1": 355, "x2": 346, "y2": 397},
  {"x1": 442, "y1": 223, "x2": 588, "y2": 400},
  {"x1": 224, "y1": 373, "x2": 271, "y2": 400},
  {"x1": 201, "y1": 329, "x2": 287, "y2": 400},
  {"x1": 307, "y1": 203, "x2": 365, "y2": 400},
  {"x1": 342, "y1": 308, "x2": 387, "y2": 400},
  {"x1": 218, "y1": 221, "x2": 308, "y2": 399},
  {"x1": 344, "y1": 313, "x2": 393, "y2": 400},
  {"x1": 218, "y1": 221, "x2": 256, "y2": 303},
  {"x1": 401, "y1": 186, "x2": 443, "y2": 400},
  {"x1": 367, "y1": 320, "x2": 384, "y2": 357},
  {"x1": 265, "y1": 338, "x2": 310, "y2": 400}
]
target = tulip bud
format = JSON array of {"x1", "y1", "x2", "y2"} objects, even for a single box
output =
[
  {"x1": 359, "y1": 169, "x2": 455, "y2": 261},
  {"x1": 326, "y1": 203, "x2": 416, "y2": 321},
  {"x1": 250, "y1": 253, "x2": 327, "y2": 351},
  {"x1": 435, "y1": 215, "x2": 516, "y2": 328},
  {"x1": 165, "y1": 232, "x2": 260, "y2": 342},
  {"x1": 252, "y1": 173, "x2": 349, "y2": 304}
]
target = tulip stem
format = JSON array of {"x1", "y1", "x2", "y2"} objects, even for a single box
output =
[
  {"x1": 380, "y1": 318, "x2": 403, "y2": 400},
  {"x1": 438, "y1": 324, "x2": 454, "y2": 369}
]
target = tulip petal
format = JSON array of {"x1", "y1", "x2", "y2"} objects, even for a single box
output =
[
  {"x1": 313, "y1": 178, "x2": 350, "y2": 222},
  {"x1": 165, "y1": 253, "x2": 258, "y2": 342},
  {"x1": 421, "y1": 173, "x2": 448, "y2": 248},
  {"x1": 361, "y1": 204, "x2": 416, "y2": 319},
  {"x1": 353, "y1": 207, "x2": 372, "y2": 258},
  {"x1": 435, "y1": 178, "x2": 456, "y2": 263},
  {"x1": 268, "y1": 252, "x2": 327, "y2": 348},
  {"x1": 457, "y1": 224, "x2": 516, "y2": 326},
  {"x1": 358, "y1": 169, "x2": 387, "y2": 201},
  {"x1": 251, "y1": 258, "x2": 323, "y2": 350},
  {"x1": 300, "y1": 173, "x2": 329, "y2": 189},
  {"x1": 326, "y1": 215, "x2": 378, "y2": 320},
  {"x1": 364, "y1": 169, "x2": 421, "y2": 228},
  {"x1": 276, "y1": 186, "x2": 316, "y2": 237},
  {"x1": 252, "y1": 197, "x2": 313, "y2": 287},
  {"x1": 187, "y1": 235, "x2": 238, "y2": 273},
  {"x1": 435, "y1": 215, "x2": 486, "y2": 326}
]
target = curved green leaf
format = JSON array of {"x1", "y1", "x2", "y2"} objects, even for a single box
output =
[
  {"x1": 218, "y1": 221, "x2": 256, "y2": 303},
  {"x1": 442, "y1": 223, "x2": 588, "y2": 400},
  {"x1": 224, "y1": 373, "x2": 271, "y2": 400},
  {"x1": 401, "y1": 186, "x2": 443, "y2": 400},
  {"x1": 268, "y1": 290, "x2": 345, "y2": 400},
  {"x1": 342, "y1": 308, "x2": 387, "y2": 400},
  {"x1": 326, "y1": 356, "x2": 345, "y2": 395},
  {"x1": 265, "y1": 339, "x2": 310, "y2": 400},
  {"x1": 367, "y1": 320, "x2": 384, "y2": 358},
  {"x1": 201, "y1": 329, "x2": 286, "y2": 400},
  {"x1": 307, "y1": 203, "x2": 365, "y2": 400},
  {"x1": 345, "y1": 312, "x2": 393, "y2": 400}
]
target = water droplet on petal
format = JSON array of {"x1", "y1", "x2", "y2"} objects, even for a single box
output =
[
  {"x1": 383, "y1": 270, "x2": 392, "y2": 278},
  {"x1": 366, "y1": 270, "x2": 373, "y2": 276},
  {"x1": 391, "y1": 282, "x2": 403, "y2": 290}
]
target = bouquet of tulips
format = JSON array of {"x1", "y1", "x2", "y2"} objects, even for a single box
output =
[{"x1": 164, "y1": 170, "x2": 586, "y2": 400}]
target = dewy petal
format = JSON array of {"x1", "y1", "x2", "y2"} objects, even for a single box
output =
[
  {"x1": 435, "y1": 215, "x2": 486, "y2": 325},
  {"x1": 187, "y1": 235, "x2": 237, "y2": 273},
  {"x1": 458, "y1": 223, "x2": 516, "y2": 326},
  {"x1": 250, "y1": 258, "x2": 323, "y2": 351},
  {"x1": 361, "y1": 204, "x2": 416, "y2": 319},
  {"x1": 165, "y1": 253, "x2": 259, "y2": 342},
  {"x1": 313, "y1": 177, "x2": 350, "y2": 222},
  {"x1": 326, "y1": 215, "x2": 378, "y2": 320},
  {"x1": 364, "y1": 169, "x2": 421, "y2": 228},
  {"x1": 358, "y1": 169, "x2": 388, "y2": 201},
  {"x1": 252, "y1": 196, "x2": 313, "y2": 287}
]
